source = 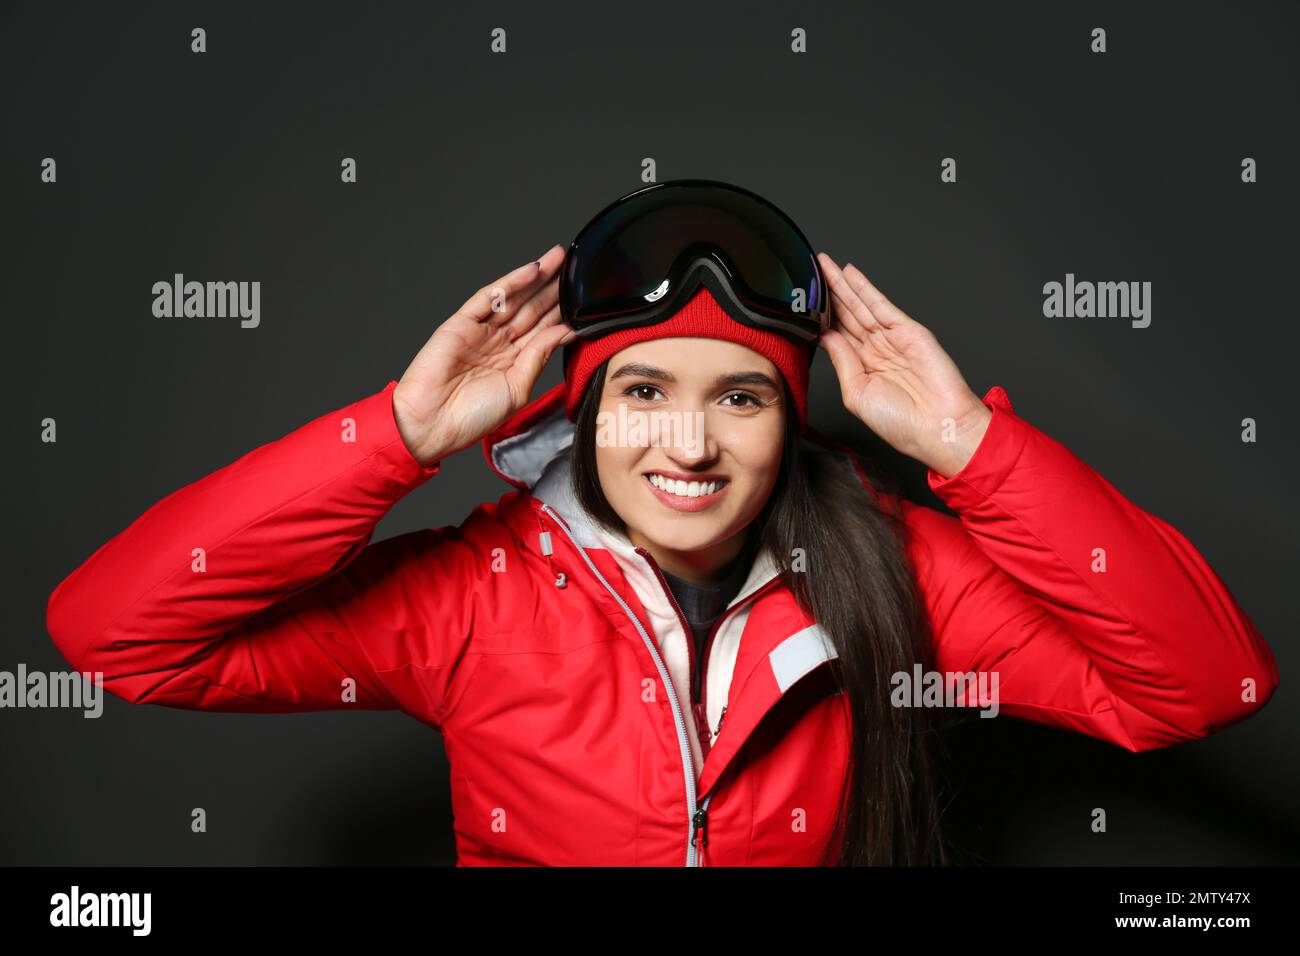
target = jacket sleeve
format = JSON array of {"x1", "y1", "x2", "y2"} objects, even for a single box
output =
[
  {"x1": 45, "y1": 380, "x2": 485, "y2": 727},
  {"x1": 897, "y1": 385, "x2": 1279, "y2": 751}
]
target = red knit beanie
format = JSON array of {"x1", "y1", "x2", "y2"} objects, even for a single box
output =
[{"x1": 562, "y1": 286, "x2": 815, "y2": 432}]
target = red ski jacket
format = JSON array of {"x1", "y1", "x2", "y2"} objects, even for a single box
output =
[{"x1": 45, "y1": 379, "x2": 1279, "y2": 866}]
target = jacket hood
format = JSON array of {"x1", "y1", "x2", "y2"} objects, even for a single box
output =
[
  {"x1": 481, "y1": 382, "x2": 572, "y2": 494},
  {"x1": 479, "y1": 381, "x2": 599, "y2": 544}
]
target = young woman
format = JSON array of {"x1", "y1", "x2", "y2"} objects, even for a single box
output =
[{"x1": 46, "y1": 181, "x2": 1279, "y2": 867}]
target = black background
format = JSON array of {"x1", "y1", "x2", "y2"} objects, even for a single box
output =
[{"x1": 3, "y1": 0, "x2": 1296, "y2": 864}]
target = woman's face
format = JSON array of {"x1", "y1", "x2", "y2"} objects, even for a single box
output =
[{"x1": 594, "y1": 337, "x2": 786, "y2": 581}]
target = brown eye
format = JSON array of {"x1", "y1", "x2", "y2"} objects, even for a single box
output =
[
  {"x1": 723, "y1": 392, "x2": 761, "y2": 409},
  {"x1": 624, "y1": 384, "x2": 662, "y2": 402}
]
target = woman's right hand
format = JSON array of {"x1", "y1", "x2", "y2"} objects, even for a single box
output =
[{"x1": 392, "y1": 244, "x2": 577, "y2": 467}]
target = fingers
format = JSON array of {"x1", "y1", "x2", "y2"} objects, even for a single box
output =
[
  {"x1": 819, "y1": 328, "x2": 869, "y2": 404},
  {"x1": 513, "y1": 299, "x2": 565, "y2": 352},
  {"x1": 840, "y1": 262, "x2": 910, "y2": 329},
  {"x1": 818, "y1": 252, "x2": 914, "y2": 332},
  {"x1": 818, "y1": 252, "x2": 881, "y2": 340},
  {"x1": 495, "y1": 265, "x2": 562, "y2": 341},
  {"x1": 508, "y1": 305, "x2": 572, "y2": 394},
  {"x1": 457, "y1": 243, "x2": 565, "y2": 324},
  {"x1": 826, "y1": 284, "x2": 869, "y2": 350}
]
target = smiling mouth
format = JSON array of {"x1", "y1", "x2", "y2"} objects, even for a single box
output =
[{"x1": 643, "y1": 473, "x2": 730, "y2": 499}]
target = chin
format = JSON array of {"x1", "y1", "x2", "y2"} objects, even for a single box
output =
[{"x1": 645, "y1": 528, "x2": 720, "y2": 552}]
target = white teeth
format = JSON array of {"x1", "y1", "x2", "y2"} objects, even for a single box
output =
[{"x1": 648, "y1": 474, "x2": 725, "y2": 498}]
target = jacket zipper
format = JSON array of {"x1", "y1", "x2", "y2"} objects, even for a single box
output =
[
  {"x1": 695, "y1": 616, "x2": 728, "y2": 752},
  {"x1": 539, "y1": 504, "x2": 706, "y2": 866},
  {"x1": 697, "y1": 576, "x2": 783, "y2": 748},
  {"x1": 632, "y1": 546, "x2": 728, "y2": 863},
  {"x1": 700, "y1": 576, "x2": 784, "y2": 736},
  {"x1": 634, "y1": 548, "x2": 776, "y2": 755},
  {"x1": 692, "y1": 791, "x2": 715, "y2": 865},
  {"x1": 635, "y1": 546, "x2": 783, "y2": 866},
  {"x1": 633, "y1": 547, "x2": 712, "y2": 750}
]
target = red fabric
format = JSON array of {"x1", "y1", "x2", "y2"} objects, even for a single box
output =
[
  {"x1": 563, "y1": 286, "x2": 815, "y2": 431},
  {"x1": 45, "y1": 380, "x2": 1280, "y2": 866}
]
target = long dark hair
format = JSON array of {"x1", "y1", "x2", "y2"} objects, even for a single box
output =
[{"x1": 569, "y1": 357, "x2": 950, "y2": 865}]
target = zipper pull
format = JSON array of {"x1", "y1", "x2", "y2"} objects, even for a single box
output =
[
  {"x1": 692, "y1": 805, "x2": 709, "y2": 848},
  {"x1": 538, "y1": 529, "x2": 566, "y2": 588},
  {"x1": 716, "y1": 704, "x2": 728, "y2": 735}
]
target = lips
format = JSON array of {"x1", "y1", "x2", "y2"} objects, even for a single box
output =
[{"x1": 643, "y1": 473, "x2": 731, "y2": 512}]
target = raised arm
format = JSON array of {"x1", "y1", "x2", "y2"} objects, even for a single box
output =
[
  {"x1": 900, "y1": 385, "x2": 1278, "y2": 750},
  {"x1": 46, "y1": 382, "x2": 462, "y2": 719},
  {"x1": 46, "y1": 243, "x2": 577, "y2": 724},
  {"x1": 813, "y1": 253, "x2": 1278, "y2": 749}
]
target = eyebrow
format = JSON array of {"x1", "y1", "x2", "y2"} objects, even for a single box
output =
[{"x1": 608, "y1": 362, "x2": 781, "y2": 391}]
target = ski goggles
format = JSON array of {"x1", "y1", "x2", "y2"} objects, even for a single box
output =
[{"x1": 559, "y1": 179, "x2": 829, "y2": 345}]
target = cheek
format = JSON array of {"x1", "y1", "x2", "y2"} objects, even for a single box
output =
[
  {"x1": 733, "y1": 421, "x2": 780, "y2": 470},
  {"x1": 595, "y1": 442, "x2": 639, "y2": 499},
  {"x1": 725, "y1": 422, "x2": 784, "y2": 482}
]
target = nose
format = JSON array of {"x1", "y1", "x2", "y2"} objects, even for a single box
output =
[{"x1": 654, "y1": 406, "x2": 716, "y2": 464}]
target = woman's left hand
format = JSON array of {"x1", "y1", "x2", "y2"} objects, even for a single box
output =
[{"x1": 816, "y1": 252, "x2": 993, "y2": 480}]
